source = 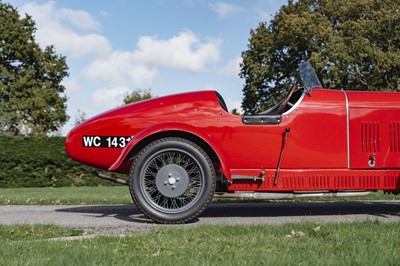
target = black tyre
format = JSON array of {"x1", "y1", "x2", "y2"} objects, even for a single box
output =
[{"x1": 129, "y1": 137, "x2": 216, "y2": 223}]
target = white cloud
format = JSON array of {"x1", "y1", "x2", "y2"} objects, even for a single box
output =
[
  {"x1": 57, "y1": 8, "x2": 101, "y2": 31},
  {"x1": 209, "y1": 2, "x2": 241, "y2": 18},
  {"x1": 20, "y1": 1, "x2": 112, "y2": 58},
  {"x1": 83, "y1": 31, "x2": 221, "y2": 88},
  {"x1": 132, "y1": 31, "x2": 221, "y2": 72},
  {"x1": 83, "y1": 51, "x2": 159, "y2": 87},
  {"x1": 91, "y1": 86, "x2": 130, "y2": 109},
  {"x1": 220, "y1": 56, "x2": 242, "y2": 78}
]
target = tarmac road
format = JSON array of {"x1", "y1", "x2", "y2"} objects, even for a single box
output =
[{"x1": 0, "y1": 201, "x2": 399, "y2": 235}]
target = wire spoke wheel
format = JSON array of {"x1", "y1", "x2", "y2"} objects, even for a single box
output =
[
  {"x1": 142, "y1": 150, "x2": 202, "y2": 212},
  {"x1": 129, "y1": 138, "x2": 215, "y2": 223}
]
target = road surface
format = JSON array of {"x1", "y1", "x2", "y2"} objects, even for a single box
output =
[{"x1": 0, "y1": 201, "x2": 399, "y2": 234}]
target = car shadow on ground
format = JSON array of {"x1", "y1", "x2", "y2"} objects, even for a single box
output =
[
  {"x1": 56, "y1": 201, "x2": 400, "y2": 224},
  {"x1": 57, "y1": 204, "x2": 149, "y2": 223}
]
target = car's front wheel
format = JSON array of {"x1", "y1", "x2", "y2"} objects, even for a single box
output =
[{"x1": 129, "y1": 137, "x2": 216, "y2": 223}]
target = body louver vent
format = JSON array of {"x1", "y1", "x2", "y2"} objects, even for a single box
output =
[
  {"x1": 361, "y1": 121, "x2": 380, "y2": 153},
  {"x1": 389, "y1": 121, "x2": 400, "y2": 152}
]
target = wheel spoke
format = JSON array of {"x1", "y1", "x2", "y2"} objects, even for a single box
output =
[
  {"x1": 154, "y1": 193, "x2": 162, "y2": 204},
  {"x1": 141, "y1": 149, "x2": 204, "y2": 213},
  {"x1": 171, "y1": 198, "x2": 179, "y2": 209}
]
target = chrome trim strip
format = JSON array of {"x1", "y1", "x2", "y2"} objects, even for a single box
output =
[{"x1": 343, "y1": 90, "x2": 350, "y2": 168}]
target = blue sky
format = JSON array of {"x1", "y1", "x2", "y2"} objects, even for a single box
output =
[{"x1": 7, "y1": 0, "x2": 287, "y2": 134}]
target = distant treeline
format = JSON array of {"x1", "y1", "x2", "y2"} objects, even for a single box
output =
[{"x1": 0, "y1": 136, "x2": 120, "y2": 188}]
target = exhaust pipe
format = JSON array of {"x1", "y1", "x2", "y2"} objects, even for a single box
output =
[
  {"x1": 213, "y1": 191, "x2": 372, "y2": 200},
  {"x1": 93, "y1": 171, "x2": 128, "y2": 186}
]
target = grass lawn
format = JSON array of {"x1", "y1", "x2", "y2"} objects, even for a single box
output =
[
  {"x1": 0, "y1": 187, "x2": 399, "y2": 265},
  {"x1": 0, "y1": 186, "x2": 132, "y2": 205},
  {"x1": 0, "y1": 186, "x2": 399, "y2": 206},
  {"x1": 1, "y1": 221, "x2": 399, "y2": 265}
]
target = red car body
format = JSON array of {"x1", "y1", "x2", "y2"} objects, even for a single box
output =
[{"x1": 65, "y1": 63, "x2": 400, "y2": 223}]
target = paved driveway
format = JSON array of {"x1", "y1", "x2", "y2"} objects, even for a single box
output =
[{"x1": 1, "y1": 201, "x2": 399, "y2": 234}]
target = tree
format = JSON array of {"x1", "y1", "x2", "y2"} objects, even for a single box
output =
[
  {"x1": 74, "y1": 109, "x2": 87, "y2": 126},
  {"x1": 0, "y1": 2, "x2": 69, "y2": 135},
  {"x1": 240, "y1": 0, "x2": 400, "y2": 114},
  {"x1": 230, "y1": 108, "x2": 240, "y2": 115},
  {"x1": 122, "y1": 89, "x2": 153, "y2": 105}
]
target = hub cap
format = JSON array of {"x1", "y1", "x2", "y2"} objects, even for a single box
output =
[{"x1": 156, "y1": 164, "x2": 189, "y2": 197}]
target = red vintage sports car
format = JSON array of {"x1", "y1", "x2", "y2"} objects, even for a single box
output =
[{"x1": 66, "y1": 62, "x2": 400, "y2": 223}]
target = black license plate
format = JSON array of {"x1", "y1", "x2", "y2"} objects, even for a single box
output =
[{"x1": 82, "y1": 136, "x2": 133, "y2": 148}]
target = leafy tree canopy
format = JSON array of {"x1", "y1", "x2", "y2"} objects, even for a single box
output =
[
  {"x1": 240, "y1": 0, "x2": 400, "y2": 114},
  {"x1": 122, "y1": 89, "x2": 154, "y2": 105},
  {"x1": 0, "y1": 2, "x2": 69, "y2": 134}
]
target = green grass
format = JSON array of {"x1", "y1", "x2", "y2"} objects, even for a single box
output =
[
  {"x1": 0, "y1": 186, "x2": 398, "y2": 206},
  {"x1": 0, "y1": 221, "x2": 399, "y2": 265},
  {"x1": 0, "y1": 186, "x2": 132, "y2": 205},
  {"x1": 0, "y1": 224, "x2": 84, "y2": 241}
]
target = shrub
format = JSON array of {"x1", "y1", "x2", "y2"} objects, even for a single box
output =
[{"x1": 0, "y1": 135, "x2": 120, "y2": 187}]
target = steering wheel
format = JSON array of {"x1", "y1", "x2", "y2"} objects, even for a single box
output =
[{"x1": 277, "y1": 83, "x2": 297, "y2": 114}]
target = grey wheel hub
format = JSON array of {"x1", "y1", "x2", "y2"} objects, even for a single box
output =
[{"x1": 156, "y1": 164, "x2": 189, "y2": 197}]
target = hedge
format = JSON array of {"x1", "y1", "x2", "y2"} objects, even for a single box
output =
[{"x1": 0, "y1": 135, "x2": 123, "y2": 188}]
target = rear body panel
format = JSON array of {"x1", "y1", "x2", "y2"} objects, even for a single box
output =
[{"x1": 347, "y1": 91, "x2": 400, "y2": 169}]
